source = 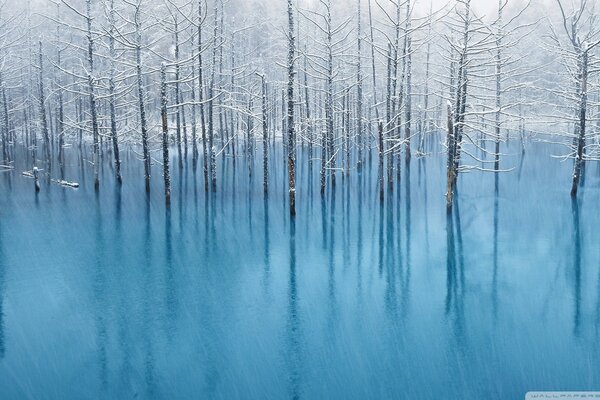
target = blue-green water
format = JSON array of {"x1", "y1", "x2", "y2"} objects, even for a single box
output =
[{"x1": 1, "y1": 143, "x2": 600, "y2": 399}]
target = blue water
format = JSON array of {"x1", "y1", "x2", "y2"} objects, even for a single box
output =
[{"x1": 1, "y1": 142, "x2": 600, "y2": 399}]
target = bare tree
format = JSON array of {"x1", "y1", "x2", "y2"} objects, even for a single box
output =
[
  {"x1": 552, "y1": 0, "x2": 600, "y2": 196},
  {"x1": 287, "y1": 0, "x2": 297, "y2": 216},
  {"x1": 161, "y1": 63, "x2": 171, "y2": 205}
]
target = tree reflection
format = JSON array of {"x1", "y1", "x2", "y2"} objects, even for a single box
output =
[
  {"x1": 446, "y1": 197, "x2": 465, "y2": 344},
  {"x1": 571, "y1": 197, "x2": 581, "y2": 337},
  {"x1": 93, "y1": 188, "x2": 108, "y2": 390},
  {"x1": 286, "y1": 217, "x2": 302, "y2": 400},
  {"x1": 0, "y1": 218, "x2": 5, "y2": 359}
]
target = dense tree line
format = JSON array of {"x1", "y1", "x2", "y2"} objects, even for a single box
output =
[{"x1": 0, "y1": 0, "x2": 599, "y2": 213}]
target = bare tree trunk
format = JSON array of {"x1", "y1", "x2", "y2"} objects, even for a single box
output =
[
  {"x1": 385, "y1": 44, "x2": 394, "y2": 189},
  {"x1": 174, "y1": 15, "x2": 183, "y2": 169},
  {"x1": 0, "y1": 78, "x2": 9, "y2": 164},
  {"x1": 85, "y1": 0, "x2": 99, "y2": 190},
  {"x1": 208, "y1": 0, "x2": 219, "y2": 191},
  {"x1": 303, "y1": 47, "x2": 313, "y2": 170},
  {"x1": 449, "y1": 0, "x2": 470, "y2": 194},
  {"x1": 33, "y1": 166, "x2": 40, "y2": 192},
  {"x1": 161, "y1": 64, "x2": 171, "y2": 205},
  {"x1": 134, "y1": 5, "x2": 151, "y2": 192},
  {"x1": 571, "y1": 47, "x2": 588, "y2": 197},
  {"x1": 321, "y1": 128, "x2": 327, "y2": 196},
  {"x1": 404, "y1": 0, "x2": 412, "y2": 163},
  {"x1": 38, "y1": 42, "x2": 50, "y2": 167},
  {"x1": 108, "y1": 0, "x2": 121, "y2": 183},
  {"x1": 260, "y1": 75, "x2": 269, "y2": 194},
  {"x1": 494, "y1": 0, "x2": 502, "y2": 172},
  {"x1": 356, "y1": 0, "x2": 364, "y2": 171},
  {"x1": 419, "y1": 1, "x2": 433, "y2": 155},
  {"x1": 446, "y1": 102, "x2": 455, "y2": 210},
  {"x1": 325, "y1": 0, "x2": 335, "y2": 189},
  {"x1": 367, "y1": 0, "x2": 379, "y2": 123},
  {"x1": 247, "y1": 97, "x2": 254, "y2": 176},
  {"x1": 190, "y1": 32, "x2": 198, "y2": 166},
  {"x1": 378, "y1": 121, "x2": 384, "y2": 202},
  {"x1": 287, "y1": 0, "x2": 297, "y2": 216},
  {"x1": 55, "y1": 4, "x2": 65, "y2": 170},
  {"x1": 344, "y1": 88, "x2": 350, "y2": 175},
  {"x1": 198, "y1": 0, "x2": 209, "y2": 190}
]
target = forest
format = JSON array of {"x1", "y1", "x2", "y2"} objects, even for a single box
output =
[{"x1": 0, "y1": 0, "x2": 598, "y2": 210}]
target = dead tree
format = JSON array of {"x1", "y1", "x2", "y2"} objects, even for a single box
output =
[
  {"x1": 37, "y1": 41, "x2": 50, "y2": 165},
  {"x1": 106, "y1": 0, "x2": 122, "y2": 183},
  {"x1": 84, "y1": 0, "x2": 100, "y2": 190},
  {"x1": 259, "y1": 73, "x2": 269, "y2": 194},
  {"x1": 553, "y1": 0, "x2": 600, "y2": 196},
  {"x1": 131, "y1": 0, "x2": 151, "y2": 192},
  {"x1": 356, "y1": 0, "x2": 364, "y2": 170},
  {"x1": 404, "y1": 0, "x2": 413, "y2": 164},
  {"x1": 161, "y1": 63, "x2": 171, "y2": 205},
  {"x1": 55, "y1": 3, "x2": 65, "y2": 170},
  {"x1": 197, "y1": 0, "x2": 209, "y2": 190},
  {"x1": 287, "y1": 0, "x2": 297, "y2": 216}
]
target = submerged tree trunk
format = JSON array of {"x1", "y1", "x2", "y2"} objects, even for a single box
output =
[
  {"x1": 446, "y1": 102, "x2": 455, "y2": 210},
  {"x1": 38, "y1": 42, "x2": 50, "y2": 166},
  {"x1": 494, "y1": 0, "x2": 502, "y2": 172},
  {"x1": 174, "y1": 15, "x2": 183, "y2": 169},
  {"x1": 134, "y1": 4, "x2": 151, "y2": 192},
  {"x1": 260, "y1": 75, "x2": 269, "y2": 194},
  {"x1": 344, "y1": 89, "x2": 350, "y2": 176},
  {"x1": 287, "y1": 0, "x2": 296, "y2": 216},
  {"x1": 378, "y1": 121, "x2": 384, "y2": 202},
  {"x1": 419, "y1": 1, "x2": 433, "y2": 154},
  {"x1": 325, "y1": 0, "x2": 335, "y2": 189},
  {"x1": 33, "y1": 166, "x2": 40, "y2": 192},
  {"x1": 108, "y1": 0, "x2": 121, "y2": 184},
  {"x1": 404, "y1": 0, "x2": 412, "y2": 163},
  {"x1": 190, "y1": 31, "x2": 198, "y2": 166},
  {"x1": 447, "y1": 0, "x2": 470, "y2": 206},
  {"x1": 208, "y1": 0, "x2": 219, "y2": 192},
  {"x1": 571, "y1": 47, "x2": 588, "y2": 197},
  {"x1": 85, "y1": 0, "x2": 99, "y2": 190},
  {"x1": 55, "y1": 4, "x2": 65, "y2": 170},
  {"x1": 161, "y1": 64, "x2": 171, "y2": 205},
  {"x1": 0, "y1": 79, "x2": 9, "y2": 164},
  {"x1": 198, "y1": 0, "x2": 209, "y2": 190},
  {"x1": 385, "y1": 44, "x2": 394, "y2": 190},
  {"x1": 367, "y1": 0, "x2": 379, "y2": 123},
  {"x1": 303, "y1": 46, "x2": 313, "y2": 171},
  {"x1": 356, "y1": 0, "x2": 364, "y2": 171}
]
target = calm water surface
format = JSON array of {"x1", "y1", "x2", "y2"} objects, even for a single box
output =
[{"x1": 1, "y1": 142, "x2": 600, "y2": 399}]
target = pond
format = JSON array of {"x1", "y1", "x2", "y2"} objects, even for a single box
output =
[{"x1": 1, "y1": 141, "x2": 599, "y2": 399}]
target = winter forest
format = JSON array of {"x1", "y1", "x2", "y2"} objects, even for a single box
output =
[
  {"x1": 1, "y1": 0, "x2": 600, "y2": 398},
  {"x1": 0, "y1": 0, "x2": 598, "y2": 202}
]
